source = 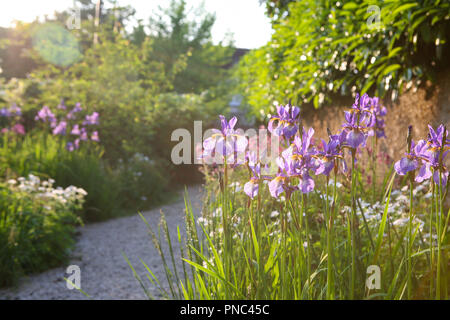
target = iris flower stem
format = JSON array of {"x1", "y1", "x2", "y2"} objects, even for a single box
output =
[
  {"x1": 303, "y1": 193, "x2": 311, "y2": 299},
  {"x1": 326, "y1": 173, "x2": 336, "y2": 300},
  {"x1": 407, "y1": 176, "x2": 413, "y2": 299},
  {"x1": 436, "y1": 171, "x2": 442, "y2": 300},
  {"x1": 350, "y1": 150, "x2": 357, "y2": 299},
  {"x1": 223, "y1": 158, "x2": 230, "y2": 298},
  {"x1": 430, "y1": 180, "x2": 435, "y2": 298},
  {"x1": 372, "y1": 136, "x2": 377, "y2": 203},
  {"x1": 326, "y1": 176, "x2": 331, "y2": 298},
  {"x1": 256, "y1": 180, "x2": 262, "y2": 299},
  {"x1": 281, "y1": 204, "x2": 287, "y2": 299}
]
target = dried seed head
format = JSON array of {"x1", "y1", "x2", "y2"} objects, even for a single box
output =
[{"x1": 407, "y1": 125, "x2": 413, "y2": 153}]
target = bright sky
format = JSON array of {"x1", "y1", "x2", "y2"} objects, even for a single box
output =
[{"x1": 0, "y1": 0, "x2": 273, "y2": 48}]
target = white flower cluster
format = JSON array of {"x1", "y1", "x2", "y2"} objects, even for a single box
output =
[
  {"x1": 340, "y1": 182, "x2": 434, "y2": 244},
  {"x1": 7, "y1": 174, "x2": 87, "y2": 207},
  {"x1": 133, "y1": 152, "x2": 155, "y2": 165}
]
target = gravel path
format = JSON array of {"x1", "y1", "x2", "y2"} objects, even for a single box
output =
[{"x1": 0, "y1": 185, "x2": 204, "y2": 300}]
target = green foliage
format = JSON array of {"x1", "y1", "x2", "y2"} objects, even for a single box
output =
[
  {"x1": 146, "y1": 0, "x2": 234, "y2": 94},
  {"x1": 0, "y1": 23, "x2": 37, "y2": 79},
  {"x1": 238, "y1": 0, "x2": 450, "y2": 117},
  {"x1": 0, "y1": 0, "x2": 237, "y2": 287},
  {"x1": 137, "y1": 166, "x2": 449, "y2": 300},
  {"x1": 0, "y1": 131, "x2": 124, "y2": 222},
  {"x1": 116, "y1": 152, "x2": 170, "y2": 213},
  {"x1": 0, "y1": 176, "x2": 84, "y2": 287},
  {"x1": 31, "y1": 23, "x2": 82, "y2": 67}
]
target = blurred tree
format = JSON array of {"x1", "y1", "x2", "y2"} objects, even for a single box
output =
[
  {"x1": 0, "y1": 0, "x2": 137, "y2": 78},
  {"x1": 0, "y1": 24, "x2": 37, "y2": 79},
  {"x1": 141, "y1": 0, "x2": 234, "y2": 94},
  {"x1": 260, "y1": 0, "x2": 295, "y2": 21}
]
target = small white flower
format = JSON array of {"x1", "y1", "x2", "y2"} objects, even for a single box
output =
[
  {"x1": 270, "y1": 211, "x2": 279, "y2": 218},
  {"x1": 197, "y1": 217, "x2": 209, "y2": 226},
  {"x1": 396, "y1": 195, "x2": 409, "y2": 203},
  {"x1": 423, "y1": 233, "x2": 438, "y2": 240},
  {"x1": 391, "y1": 190, "x2": 401, "y2": 197},
  {"x1": 328, "y1": 179, "x2": 343, "y2": 188},
  {"x1": 213, "y1": 207, "x2": 222, "y2": 217},
  {"x1": 229, "y1": 182, "x2": 242, "y2": 193},
  {"x1": 7, "y1": 179, "x2": 16, "y2": 185},
  {"x1": 393, "y1": 217, "x2": 409, "y2": 227},
  {"x1": 77, "y1": 188, "x2": 87, "y2": 196},
  {"x1": 343, "y1": 206, "x2": 352, "y2": 214},
  {"x1": 287, "y1": 211, "x2": 292, "y2": 222}
]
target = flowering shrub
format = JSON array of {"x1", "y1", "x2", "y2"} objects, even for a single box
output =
[
  {"x1": 137, "y1": 92, "x2": 449, "y2": 300},
  {"x1": 0, "y1": 103, "x2": 25, "y2": 135},
  {"x1": 0, "y1": 101, "x2": 166, "y2": 223},
  {"x1": 0, "y1": 175, "x2": 86, "y2": 287},
  {"x1": 34, "y1": 101, "x2": 100, "y2": 151}
]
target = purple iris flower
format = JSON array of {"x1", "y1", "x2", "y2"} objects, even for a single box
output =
[
  {"x1": 71, "y1": 124, "x2": 81, "y2": 135},
  {"x1": 342, "y1": 111, "x2": 368, "y2": 149},
  {"x1": 73, "y1": 103, "x2": 82, "y2": 113},
  {"x1": 35, "y1": 106, "x2": 56, "y2": 123},
  {"x1": 269, "y1": 133, "x2": 316, "y2": 198},
  {"x1": 423, "y1": 125, "x2": 449, "y2": 186},
  {"x1": 426, "y1": 150, "x2": 449, "y2": 186},
  {"x1": 83, "y1": 112, "x2": 99, "y2": 126},
  {"x1": 80, "y1": 127, "x2": 88, "y2": 141},
  {"x1": 285, "y1": 127, "x2": 317, "y2": 193},
  {"x1": 268, "y1": 156, "x2": 294, "y2": 198},
  {"x1": 91, "y1": 131, "x2": 100, "y2": 142},
  {"x1": 66, "y1": 142, "x2": 75, "y2": 152},
  {"x1": 52, "y1": 121, "x2": 67, "y2": 135},
  {"x1": 0, "y1": 108, "x2": 10, "y2": 117},
  {"x1": 427, "y1": 125, "x2": 449, "y2": 151},
  {"x1": 203, "y1": 115, "x2": 248, "y2": 160},
  {"x1": 57, "y1": 99, "x2": 67, "y2": 110},
  {"x1": 66, "y1": 103, "x2": 82, "y2": 120},
  {"x1": 352, "y1": 93, "x2": 372, "y2": 114},
  {"x1": 283, "y1": 127, "x2": 317, "y2": 171},
  {"x1": 74, "y1": 138, "x2": 80, "y2": 149},
  {"x1": 244, "y1": 152, "x2": 271, "y2": 199},
  {"x1": 315, "y1": 136, "x2": 343, "y2": 176},
  {"x1": 268, "y1": 103, "x2": 301, "y2": 140},
  {"x1": 395, "y1": 125, "x2": 449, "y2": 186},
  {"x1": 297, "y1": 169, "x2": 315, "y2": 194},
  {"x1": 10, "y1": 103, "x2": 21, "y2": 116},
  {"x1": 394, "y1": 139, "x2": 431, "y2": 182},
  {"x1": 366, "y1": 97, "x2": 387, "y2": 138}
]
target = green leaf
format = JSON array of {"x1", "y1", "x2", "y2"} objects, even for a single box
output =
[{"x1": 343, "y1": 2, "x2": 358, "y2": 10}]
